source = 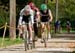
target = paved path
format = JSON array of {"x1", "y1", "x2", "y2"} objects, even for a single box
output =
[
  {"x1": 35, "y1": 39, "x2": 75, "y2": 48},
  {"x1": 0, "y1": 38, "x2": 75, "y2": 53}
]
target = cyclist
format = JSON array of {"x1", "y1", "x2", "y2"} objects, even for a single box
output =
[
  {"x1": 66, "y1": 21, "x2": 71, "y2": 33},
  {"x1": 18, "y1": 5, "x2": 34, "y2": 43},
  {"x1": 29, "y1": 2, "x2": 40, "y2": 41},
  {"x1": 55, "y1": 20, "x2": 61, "y2": 33},
  {"x1": 18, "y1": 6, "x2": 26, "y2": 39},
  {"x1": 40, "y1": 3, "x2": 53, "y2": 41}
]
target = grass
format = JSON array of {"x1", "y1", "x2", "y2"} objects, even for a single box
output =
[{"x1": 0, "y1": 38, "x2": 23, "y2": 47}]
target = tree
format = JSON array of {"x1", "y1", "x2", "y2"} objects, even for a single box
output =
[
  {"x1": 9, "y1": 0, "x2": 16, "y2": 40},
  {"x1": 0, "y1": 0, "x2": 75, "y2": 38}
]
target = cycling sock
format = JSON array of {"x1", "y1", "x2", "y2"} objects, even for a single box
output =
[{"x1": 48, "y1": 32, "x2": 51, "y2": 39}]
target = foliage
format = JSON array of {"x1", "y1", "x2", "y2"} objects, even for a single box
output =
[{"x1": 0, "y1": 0, "x2": 75, "y2": 27}]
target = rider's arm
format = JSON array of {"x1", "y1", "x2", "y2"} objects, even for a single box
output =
[
  {"x1": 20, "y1": 8, "x2": 25, "y2": 16},
  {"x1": 18, "y1": 9, "x2": 24, "y2": 26},
  {"x1": 36, "y1": 11, "x2": 40, "y2": 22},
  {"x1": 18, "y1": 16, "x2": 23, "y2": 26},
  {"x1": 49, "y1": 10, "x2": 53, "y2": 22},
  {"x1": 18, "y1": 15, "x2": 23, "y2": 29}
]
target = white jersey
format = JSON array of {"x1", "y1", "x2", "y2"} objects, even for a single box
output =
[{"x1": 18, "y1": 5, "x2": 34, "y2": 25}]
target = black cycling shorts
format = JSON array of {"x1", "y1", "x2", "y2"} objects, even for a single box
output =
[
  {"x1": 41, "y1": 17, "x2": 50, "y2": 22},
  {"x1": 22, "y1": 15, "x2": 31, "y2": 23},
  {"x1": 33, "y1": 23, "x2": 38, "y2": 36}
]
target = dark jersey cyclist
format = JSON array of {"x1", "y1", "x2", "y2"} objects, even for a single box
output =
[{"x1": 40, "y1": 4, "x2": 53, "y2": 39}]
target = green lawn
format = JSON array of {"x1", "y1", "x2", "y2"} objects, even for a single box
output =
[{"x1": 0, "y1": 38, "x2": 23, "y2": 47}]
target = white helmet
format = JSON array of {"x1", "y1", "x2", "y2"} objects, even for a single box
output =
[
  {"x1": 24, "y1": 5, "x2": 31, "y2": 12},
  {"x1": 20, "y1": 5, "x2": 31, "y2": 16}
]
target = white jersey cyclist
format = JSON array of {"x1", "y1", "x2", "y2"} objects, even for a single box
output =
[{"x1": 18, "y1": 5, "x2": 34, "y2": 25}]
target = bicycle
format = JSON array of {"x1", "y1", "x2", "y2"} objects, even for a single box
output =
[
  {"x1": 22, "y1": 23, "x2": 35, "y2": 51},
  {"x1": 41, "y1": 22, "x2": 50, "y2": 47},
  {"x1": 22, "y1": 23, "x2": 29, "y2": 51}
]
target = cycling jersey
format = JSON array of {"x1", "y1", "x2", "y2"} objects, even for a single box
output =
[
  {"x1": 18, "y1": 5, "x2": 34, "y2": 25},
  {"x1": 22, "y1": 15, "x2": 31, "y2": 23},
  {"x1": 40, "y1": 9, "x2": 51, "y2": 22},
  {"x1": 66, "y1": 21, "x2": 71, "y2": 26}
]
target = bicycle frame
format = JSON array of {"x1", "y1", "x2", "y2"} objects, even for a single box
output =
[
  {"x1": 22, "y1": 23, "x2": 35, "y2": 51},
  {"x1": 41, "y1": 22, "x2": 50, "y2": 47}
]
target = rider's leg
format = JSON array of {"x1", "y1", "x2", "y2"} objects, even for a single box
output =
[
  {"x1": 41, "y1": 23, "x2": 45, "y2": 41},
  {"x1": 33, "y1": 23, "x2": 38, "y2": 41},
  {"x1": 41, "y1": 23, "x2": 45, "y2": 33},
  {"x1": 28, "y1": 23, "x2": 33, "y2": 43},
  {"x1": 18, "y1": 25, "x2": 23, "y2": 39},
  {"x1": 19, "y1": 28, "x2": 23, "y2": 39},
  {"x1": 22, "y1": 24, "x2": 27, "y2": 39},
  {"x1": 55, "y1": 25, "x2": 57, "y2": 33},
  {"x1": 18, "y1": 28, "x2": 21, "y2": 39},
  {"x1": 46, "y1": 23, "x2": 51, "y2": 39},
  {"x1": 67, "y1": 25, "x2": 70, "y2": 33}
]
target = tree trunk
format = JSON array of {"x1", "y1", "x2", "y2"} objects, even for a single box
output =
[
  {"x1": 56, "y1": 0, "x2": 58, "y2": 21},
  {"x1": 9, "y1": 0, "x2": 16, "y2": 40},
  {"x1": 44, "y1": 0, "x2": 48, "y2": 4}
]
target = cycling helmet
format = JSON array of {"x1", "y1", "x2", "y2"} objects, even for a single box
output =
[
  {"x1": 40, "y1": 4, "x2": 47, "y2": 11},
  {"x1": 29, "y1": 2, "x2": 35, "y2": 9},
  {"x1": 24, "y1": 5, "x2": 31, "y2": 15},
  {"x1": 24, "y1": 5, "x2": 31, "y2": 11}
]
